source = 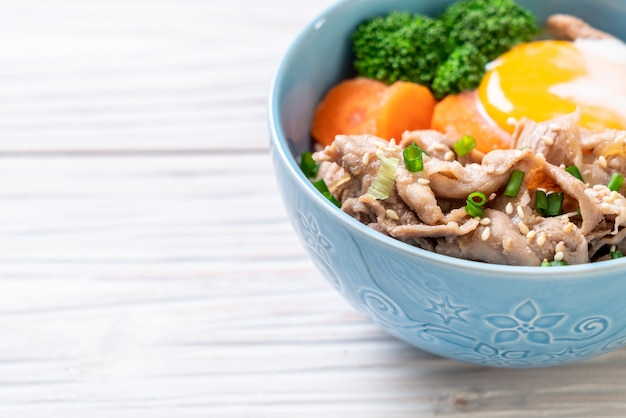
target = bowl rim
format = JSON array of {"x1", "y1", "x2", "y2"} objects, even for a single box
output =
[{"x1": 268, "y1": 0, "x2": 626, "y2": 280}]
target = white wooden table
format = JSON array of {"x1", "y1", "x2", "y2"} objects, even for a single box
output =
[{"x1": 1, "y1": 1, "x2": 625, "y2": 416}]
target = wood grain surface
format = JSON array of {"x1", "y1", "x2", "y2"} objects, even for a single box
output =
[{"x1": 1, "y1": 0, "x2": 625, "y2": 417}]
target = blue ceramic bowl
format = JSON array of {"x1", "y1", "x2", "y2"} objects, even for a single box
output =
[{"x1": 269, "y1": 0, "x2": 626, "y2": 368}]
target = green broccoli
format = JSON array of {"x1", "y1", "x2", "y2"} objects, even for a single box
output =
[
  {"x1": 351, "y1": 12, "x2": 449, "y2": 86},
  {"x1": 431, "y1": 44, "x2": 488, "y2": 99},
  {"x1": 350, "y1": 0, "x2": 539, "y2": 98},
  {"x1": 439, "y1": 0, "x2": 539, "y2": 62}
]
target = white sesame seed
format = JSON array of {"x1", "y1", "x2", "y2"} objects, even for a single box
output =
[
  {"x1": 507, "y1": 117, "x2": 517, "y2": 126},
  {"x1": 555, "y1": 241, "x2": 566, "y2": 254},
  {"x1": 537, "y1": 232, "x2": 547, "y2": 246},
  {"x1": 563, "y1": 222, "x2": 575, "y2": 233},
  {"x1": 526, "y1": 230, "x2": 537, "y2": 241},
  {"x1": 518, "y1": 222, "x2": 530, "y2": 235},
  {"x1": 605, "y1": 191, "x2": 620, "y2": 203},
  {"x1": 503, "y1": 238, "x2": 514, "y2": 251},
  {"x1": 418, "y1": 178, "x2": 431, "y2": 185},
  {"x1": 505, "y1": 202, "x2": 514, "y2": 215},
  {"x1": 480, "y1": 217, "x2": 491, "y2": 226},
  {"x1": 516, "y1": 205, "x2": 526, "y2": 220},
  {"x1": 433, "y1": 143, "x2": 446, "y2": 151},
  {"x1": 481, "y1": 227, "x2": 491, "y2": 241},
  {"x1": 444, "y1": 151, "x2": 456, "y2": 161},
  {"x1": 541, "y1": 135, "x2": 554, "y2": 146},
  {"x1": 611, "y1": 245, "x2": 617, "y2": 252},
  {"x1": 554, "y1": 251, "x2": 565, "y2": 262},
  {"x1": 362, "y1": 153, "x2": 371, "y2": 165},
  {"x1": 598, "y1": 155, "x2": 608, "y2": 169},
  {"x1": 385, "y1": 209, "x2": 400, "y2": 221},
  {"x1": 549, "y1": 123, "x2": 561, "y2": 132}
]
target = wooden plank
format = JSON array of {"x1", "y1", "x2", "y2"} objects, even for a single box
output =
[
  {"x1": 0, "y1": 153, "x2": 624, "y2": 417},
  {"x1": 0, "y1": 0, "x2": 337, "y2": 152}
]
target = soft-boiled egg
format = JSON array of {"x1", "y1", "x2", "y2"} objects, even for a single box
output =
[{"x1": 478, "y1": 39, "x2": 626, "y2": 133}]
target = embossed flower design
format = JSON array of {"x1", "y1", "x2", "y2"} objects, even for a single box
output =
[
  {"x1": 485, "y1": 300, "x2": 565, "y2": 345},
  {"x1": 297, "y1": 211, "x2": 332, "y2": 265},
  {"x1": 461, "y1": 343, "x2": 531, "y2": 367}
]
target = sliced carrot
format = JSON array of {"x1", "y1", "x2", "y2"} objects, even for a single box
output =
[
  {"x1": 375, "y1": 81, "x2": 436, "y2": 142},
  {"x1": 311, "y1": 77, "x2": 387, "y2": 147},
  {"x1": 431, "y1": 91, "x2": 513, "y2": 153},
  {"x1": 311, "y1": 78, "x2": 437, "y2": 147}
]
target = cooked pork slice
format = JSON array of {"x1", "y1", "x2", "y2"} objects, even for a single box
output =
[
  {"x1": 399, "y1": 130, "x2": 453, "y2": 160},
  {"x1": 312, "y1": 118, "x2": 626, "y2": 266},
  {"x1": 543, "y1": 162, "x2": 604, "y2": 235},
  {"x1": 546, "y1": 14, "x2": 617, "y2": 41},
  {"x1": 528, "y1": 217, "x2": 589, "y2": 265},
  {"x1": 395, "y1": 166, "x2": 445, "y2": 225},
  {"x1": 400, "y1": 129, "x2": 483, "y2": 164},
  {"x1": 452, "y1": 209, "x2": 542, "y2": 266},
  {"x1": 427, "y1": 149, "x2": 533, "y2": 199},
  {"x1": 513, "y1": 112, "x2": 583, "y2": 168}
]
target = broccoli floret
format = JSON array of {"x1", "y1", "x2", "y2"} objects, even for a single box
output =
[
  {"x1": 351, "y1": 0, "x2": 539, "y2": 98},
  {"x1": 431, "y1": 44, "x2": 488, "y2": 99},
  {"x1": 439, "y1": 0, "x2": 539, "y2": 62},
  {"x1": 351, "y1": 12, "x2": 449, "y2": 86}
]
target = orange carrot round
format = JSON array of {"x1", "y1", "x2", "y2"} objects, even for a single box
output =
[
  {"x1": 311, "y1": 77, "x2": 387, "y2": 147},
  {"x1": 311, "y1": 78, "x2": 437, "y2": 146},
  {"x1": 375, "y1": 81, "x2": 436, "y2": 142},
  {"x1": 431, "y1": 91, "x2": 513, "y2": 153}
]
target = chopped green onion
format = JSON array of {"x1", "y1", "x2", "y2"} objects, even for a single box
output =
[
  {"x1": 535, "y1": 190, "x2": 563, "y2": 217},
  {"x1": 453, "y1": 135, "x2": 476, "y2": 157},
  {"x1": 565, "y1": 165, "x2": 584, "y2": 182},
  {"x1": 504, "y1": 170, "x2": 525, "y2": 197},
  {"x1": 547, "y1": 192, "x2": 564, "y2": 216},
  {"x1": 608, "y1": 172, "x2": 624, "y2": 192},
  {"x1": 611, "y1": 250, "x2": 624, "y2": 259},
  {"x1": 535, "y1": 190, "x2": 548, "y2": 216},
  {"x1": 366, "y1": 150, "x2": 399, "y2": 200},
  {"x1": 403, "y1": 144, "x2": 425, "y2": 172},
  {"x1": 299, "y1": 151, "x2": 320, "y2": 179},
  {"x1": 465, "y1": 191, "x2": 487, "y2": 217},
  {"x1": 541, "y1": 260, "x2": 568, "y2": 267},
  {"x1": 312, "y1": 178, "x2": 341, "y2": 208}
]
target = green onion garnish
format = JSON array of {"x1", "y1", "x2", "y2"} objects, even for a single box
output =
[
  {"x1": 547, "y1": 192, "x2": 564, "y2": 216},
  {"x1": 541, "y1": 260, "x2": 568, "y2": 267},
  {"x1": 403, "y1": 144, "x2": 425, "y2": 172},
  {"x1": 535, "y1": 190, "x2": 563, "y2": 217},
  {"x1": 565, "y1": 165, "x2": 584, "y2": 182},
  {"x1": 504, "y1": 170, "x2": 525, "y2": 198},
  {"x1": 608, "y1": 173, "x2": 624, "y2": 192},
  {"x1": 465, "y1": 191, "x2": 487, "y2": 217},
  {"x1": 611, "y1": 250, "x2": 624, "y2": 259},
  {"x1": 300, "y1": 151, "x2": 320, "y2": 179},
  {"x1": 312, "y1": 178, "x2": 341, "y2": 208},
  {"x1": 453, "y1": 135, "x2": 476, "y2": 157},
  {"x1": 535, "y1": 190, "x2": 548, "y2": 216},
  {"x1": 366, "y1": 150, "x2": 399, "y2": 200}
]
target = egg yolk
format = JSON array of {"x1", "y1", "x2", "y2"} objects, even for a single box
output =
[{"x1": 478, "y1": 40, "x2": 626, "y2": 133}]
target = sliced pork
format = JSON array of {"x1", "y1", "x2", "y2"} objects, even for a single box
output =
[{"x1": 313, "y1": 112, "x2": 626, "y2": 265}]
